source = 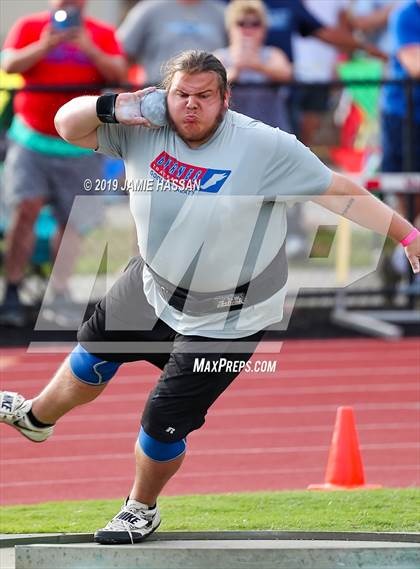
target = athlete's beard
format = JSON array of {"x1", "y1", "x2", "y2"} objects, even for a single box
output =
[{"x1": 168, "y1": 105, "x2": 226, "y2": 146}]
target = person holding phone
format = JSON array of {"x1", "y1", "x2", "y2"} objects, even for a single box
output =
[
  {"x1": 1, "y1": 50, "x2": 419, "y2": 545},
  {"x1": 0, "y1": 0, "x2": 127, "y2": 327}
]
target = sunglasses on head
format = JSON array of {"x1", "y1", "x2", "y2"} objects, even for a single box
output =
[{"x1": 236, "y1": 19, "x2": 262, "y2": 28}]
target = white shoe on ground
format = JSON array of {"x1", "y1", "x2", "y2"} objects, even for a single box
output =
[{"x1": 94, "y1": 498, "x2": 161, "y2": 545}]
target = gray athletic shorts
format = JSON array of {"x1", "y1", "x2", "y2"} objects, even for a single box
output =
[{"x1": 4, "y1": 141, "x2": 104, "y2": 233}]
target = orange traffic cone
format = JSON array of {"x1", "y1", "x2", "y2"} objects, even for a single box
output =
[{"x1": 308, "y1": 406, "x2": 381, "y2": 490}]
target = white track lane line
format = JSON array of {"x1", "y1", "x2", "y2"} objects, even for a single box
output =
[
  {"x1": 2, "y1": 421, "x2": 418, "y2": 444},
  {"x1": 2, "y1": 443, "x2": 419, "y2": 466},
  {"x1": 2, "y1": 365, "x2": 419, "y2": 392},
  {"x1": 3, "y1": 464, "x2": 419, "y2": 490}
]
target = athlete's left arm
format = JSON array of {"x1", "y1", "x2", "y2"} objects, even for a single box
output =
[{"x1": 313, "y1": 172, "x2": 420, "y2": 273}]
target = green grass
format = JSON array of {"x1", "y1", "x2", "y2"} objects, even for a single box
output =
[{"x1": 1, "y1": 489, "x2": 419, "y2": 534}]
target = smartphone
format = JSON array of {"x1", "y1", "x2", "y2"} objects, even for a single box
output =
[{"x1": 51, "y1": 7, "x2": 81, "y2": 30}]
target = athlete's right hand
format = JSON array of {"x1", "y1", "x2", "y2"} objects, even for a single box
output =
[{"x1": 114, "y1": 88, "x2": 159, "y2": 127}]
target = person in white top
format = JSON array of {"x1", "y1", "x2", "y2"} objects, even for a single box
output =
[
  {"x1": 1, "y1": 50, "x2": 419, "y2": 545},
  {"x1": 214, "y1": 0, "x2": 292, "y2": 130}
]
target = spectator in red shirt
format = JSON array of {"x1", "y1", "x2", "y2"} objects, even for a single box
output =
[{"x1": 0, "y1": 0, "x2": 127, "y2": 327}]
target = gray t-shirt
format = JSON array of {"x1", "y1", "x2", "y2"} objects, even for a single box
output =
[
  {"x1": 118, "y1": 0, "x2": 227, "y2": 85},
  {"x1": 97, "y1": 110, "x2": 332, "y2": 338}
]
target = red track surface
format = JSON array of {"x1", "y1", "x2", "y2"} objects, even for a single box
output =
[{"x1": 1, "y1": 338, "x2": 419, "y2": 505}]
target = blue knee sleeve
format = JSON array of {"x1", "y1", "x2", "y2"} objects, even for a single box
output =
[
  {"x1": 139, "y1": 427, "x2": 186, "y2": 462},
  {"x1": 69, "y1": 344, "x2": 121, "y2": 385}
]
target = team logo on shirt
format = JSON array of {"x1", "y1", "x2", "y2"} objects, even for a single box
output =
[{"x1": 150, "y1": 151, "x2": 231, "y2": 194}]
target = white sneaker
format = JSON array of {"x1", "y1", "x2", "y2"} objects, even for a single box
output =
[
  {"x1": 0, "y1": 391, "x2": 54, "y2": 442},
  {"x1": 94, "y1": 498, "x2": 161, "y2": 544}
]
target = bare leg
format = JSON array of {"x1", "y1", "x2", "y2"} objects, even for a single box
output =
[
  {"x1": 129, "y1": 441, "x2": 185, "y2": 506},
  {"x1": 5, "y1": 198, "x2": 45, "y2": 284},
  {"x1": 33, "y1": 361, "x2": 183, "y2": 507},
  {"x1": 50, "y1": 224, "x2": 82, "y2": 294},
  {"x1": 300, "y1": 111, "x2": 322, "y2": 148},
  {"x1": 31, "y1": 359, "x2": 107, "y2": 424}
]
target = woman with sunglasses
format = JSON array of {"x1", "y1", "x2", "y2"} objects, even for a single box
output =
[{"x1": 214, "y1": 0, "x2": 292, "y2": 130}]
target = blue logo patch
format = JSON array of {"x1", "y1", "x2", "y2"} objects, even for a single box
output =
[{"x1": 199, "y1": 169, "x2": 231, "y2": 193}]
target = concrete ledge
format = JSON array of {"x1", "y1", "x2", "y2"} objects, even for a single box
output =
[
  {"x1": 0, "y1": 534, "x2": 93, "y2": 548},
  {"x1": 4, "y1": 532, "x2": 420, "y2": 569},
  {"x1": 2, "y1": 530, "x2": 420, "y2": 548},
  {"x1": 14, "y1": 539, "x2": 420, "y2": 569}
]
